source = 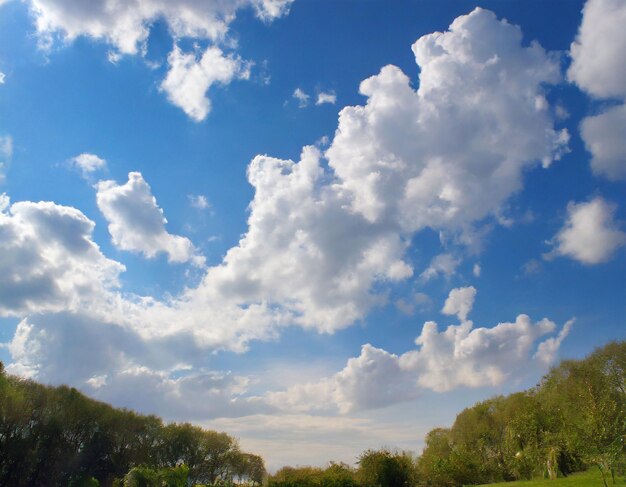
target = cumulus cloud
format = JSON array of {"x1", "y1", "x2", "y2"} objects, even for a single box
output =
[
  {"x1": 568, "y1": 0, "x2": 626, "y2": 99},
  {"x1": 0, "y1": 72, "x2": 5, "y2": 84},
  {"x1": 96, "y1": 172, "x2": 203, "y2": 265},
  {"x1": 0, "y1": 199, "x2": 124, "y2": 317},
  {"x1": 192, "y1": 146, "x2": 413, "y2": 331},
  {"x1": 160, "y1": 45, "x2": 250, "y2": 121},
  {"x1": 316, "y1": 91, "x2": 336, "y2": 105},
  {"x1": 292, "y1": 88, "x2": 310, "y2": 108},
  {"x1": 69, "y1": 152, "x2": 107, "y2": 178},
  {"x1": 266, "y1": 344, "x2": 416, "y2": 414},
  {"x1": 267, "y1": 294, "x2": 569, "y2": 413},
  {"x1": 580, "y1": 104, "x2": 626, "y2": 180},
  {"x1": 547, "y1": 197, "x2": 626, "y2": 264},
  {"x1": 326, "y1": 8, "x2": 567, "y2": 230},
  {"x1": 403, "y1": 314, "x2": 562, "y2": 392},
  {"x1": 569, "y1": 0, "x2": 626, "y2": 180},
  {"x1": 26, "y1": 0, "x2": 292, "y2": 55},
  {"x1": 442, "y1": 286, "x2": 476, "y2": 321}
]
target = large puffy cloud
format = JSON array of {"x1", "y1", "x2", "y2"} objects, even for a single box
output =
[
  {"x1": 569, "y1": 0, "x2": 626, "y2": 180},
  {"x1": 192, "y1": 146, "x2": 413, "y2": 331},
  {"x1": 265, "y1": 344, "x2": 416, "y2": 415},
  {"x1": 160, "y1": 45, "x2": 250, "y2": 121},
  {"x1": 266, "y1": 287, "x2": 570, "y2": 414},
  {"x1": 403, "y1": 314, "x2": 564, "y2": 392},
  {"x1": 0, "y1": 198, "x2": 124, "y2": 317},
  {"x1": 188, "y1": 8, "x2": 568, "y2": 332},
  {"x1": 0, "y1": 192, "x2": 274, "y2": 352},
  {"x1": 96, "y1": 172, "x2": 203, "y2": 265},
  {"x1": 580, "y1": 104, "x2": 626, "y2": 181},
  {"x1": 548, "y1": 197, "x2": 626, "y2": 264},
  {"x1": 568, "y1": 0, "x2": 626, "y2": 99},
  {"x1": 327, "y1": 8, "x2": 568, "y2": 230}
]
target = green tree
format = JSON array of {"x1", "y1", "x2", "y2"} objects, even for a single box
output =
[{"x1": 357, "y1": 448, "x2": 416, "y2": 487}]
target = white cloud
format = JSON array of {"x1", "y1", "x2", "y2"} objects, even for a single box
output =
[
  {"x1": 534, "y1": 319, "x2": 574, "y2": 365},
  {"x1": 548, "y1": 197, "x2": 626, "y2": 264},
  {"x1": 22, "y1": 0, "x2": 291, "y2": 119},
  {"x1": 26, "y1": 0, "x2": 292, "y2": 55},
  {"x1": 569, "y1": 0, "x2": 626, "y2": 180},
  {"x1": 0, "y1": 199, "x2": 124, "y2": 317},
  {"x1": 403, "y1": 314, "x2": 561, "y2": 392},
  {"x1": 580, "y1": 104, "x2": 626, "y2": 181},
  {"x1": 472, "y1": 263, "x2": 481, "y2": 277},
  {"x1": 0, "y1": 136, "x2": 12, "y2": 157},
  {"x1": 266, "y1": 344, "x2": 416, "y2": 414},
  {"x1": 316, "y1": 91, "x2": 336, "y2": 105},
  {"x1": 6, "y1": 312, "x2": 271, "y2": 419},
  {"x1": 192, "y1": 146, "x2": 413, "y2": 332},
  {"x1": 420, "y1": 253, "x2": 459, "y2": 281},
  {"x1": 69, "y1": 152, "x2": 107, "y2": 178},
  {"x1": 568, "y1": 0, "x2": 626, "y2": 99},
  {"x1": 0, "y1": 72, "x2": 5, "y2": 84},
  {"x1": 0, "y1": 135, "x2": 13, "y2": 183},
  {"x1": 292, "y1": 88, "x2": 309, "y2": 108},
  {"x1": 189, "y1": 194, "x2": 211, "y2": 210},
  {"x1": 267, "y1": 306, "x2": 569, "y2": 413},
  {"x1": 160, "y1": 45, "x2": 249, "y2": 121},
  {"x1": 326, "y1": 8, "x2": 567, "y2": 231},
  {"x1": 0, "y1": 193, "x2": 9, "y2": 212},
  {"x1": 96, "y1": 172, "x2": 203, "y2": 265},
  {"x1": 441, "y1": 286, "x2": 476, "y2": 321}
]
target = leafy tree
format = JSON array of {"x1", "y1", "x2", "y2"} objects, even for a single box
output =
[{"x1": 357, "y1": 448, "x2": 416, "y2": 487}]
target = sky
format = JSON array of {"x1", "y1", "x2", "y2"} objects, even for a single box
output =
[{"x1": 0, "y1": 0, "x2": 625, "y2": 471}]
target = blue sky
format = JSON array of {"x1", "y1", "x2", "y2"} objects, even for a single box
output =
[{"x1": 1, "y1": 0, "x2": 625, "y2": 470}]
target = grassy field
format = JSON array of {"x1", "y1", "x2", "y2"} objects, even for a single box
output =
[{"x1": 479, "y1": 469, "x2": 626, "y2": 487}]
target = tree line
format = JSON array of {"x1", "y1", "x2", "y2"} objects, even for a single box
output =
[
  {"x1": 0, "y1": 362, "x2": 265, "y2": 486},
  {"x1": 268, "y1": 341, "x2": 626, "y2": 487},
  {"x1": 1, "y1": 341, "x2": 624, "y2": 486}
]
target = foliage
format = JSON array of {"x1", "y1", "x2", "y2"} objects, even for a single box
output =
[
  {"x1": 270, "y1": 340, "x2": 624, "y2": 487},
  {"x1": 0, "y1": 364, "x2": 265, "y2": 487},
  {"x1": 269, "y1": 462, "x2": 359, "y2": 487},
  {"x1": 357, "y1": 449, "x2": 416, "y2": 487},
  {"x1": 1, "y1": 341, "x2": 625, "y2": 487},
  {"x1": 415, "y1": 341, "x2": 625, "y2": 487}
]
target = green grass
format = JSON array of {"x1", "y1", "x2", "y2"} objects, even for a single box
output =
[{"x1": 479, "y1": 469, "x2": 626, "y2": 487}]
